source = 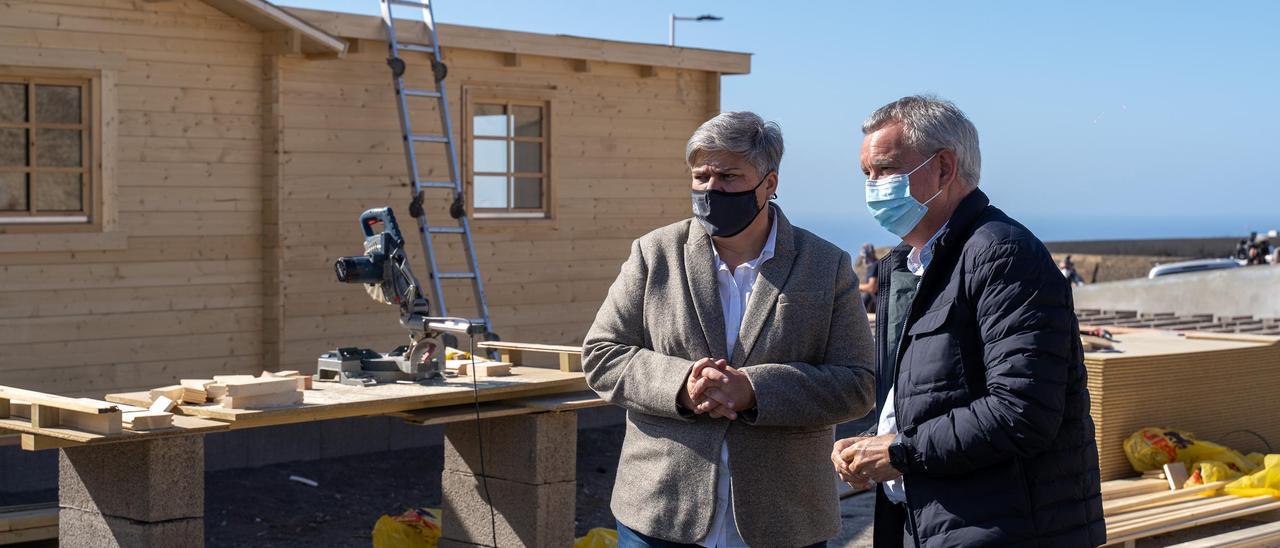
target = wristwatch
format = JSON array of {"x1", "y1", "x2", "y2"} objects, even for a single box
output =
[{"x1": 888, "y1": 433, "x2": 911, "y2": 472}]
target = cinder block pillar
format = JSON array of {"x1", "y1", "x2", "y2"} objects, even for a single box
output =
[
  {"x1": 441, "y1": 411, "x2": 577, "y2": 547},
  {"x1": 59, "y1": 435, "x2": 205, "y2": 547}
]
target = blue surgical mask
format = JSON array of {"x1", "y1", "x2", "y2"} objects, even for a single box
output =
[{"x1": 865, "y1": 153, "x2": 942, "y2": 238}]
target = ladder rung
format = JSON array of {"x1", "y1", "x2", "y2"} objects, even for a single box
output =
[
  {"x1": 427, "y1": 227, "x2": 465, "y2": 234},
  {"x1": 402, "y1": 88, "x2": 442, "y2": 98},
  {"x1": 389, "y1": 0, "x2": 431, "y2": 8},
  {"x1": 417, "y1": 181, "x2": 455, "y2": 189},
  {"x1": 436, "y1": 272, "x2": 476, "y2": 280},
  {"x1": 410, "y1": 134, "x2": 448, "y2": 143},
  {"x1": 397, "y1": 43, "x2": 436, "y2": 54}
]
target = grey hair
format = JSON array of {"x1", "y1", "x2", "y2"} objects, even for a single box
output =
[
  {"x1": 685, "y1": 111, "x2": 784, "y2": 176},
  {"x1": 862, "y1": 95, "x2": 981, "y2": 187}
]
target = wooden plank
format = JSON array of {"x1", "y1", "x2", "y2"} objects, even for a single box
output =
[
  {"x1": 221, "y1": 389, "x2": 303, "y2": 410},
  {"x1": 393, "y1": 402, "x2": 532, "y2": 426},
  {"x1": 58, "y1": 410, "x2": 123, "y2": 435},
  {"x1": 20, "y1": 434, "x2": 77, "y2": 451},
  {"x1": 1165, "y1": 520, "x2": 1280, "y2": 548},
  {"x1": 512, "y1": 390, "x2": 605, "y2": 413},
  {"x1": 0, "y1": 524, "x2": 58, "y2": 544},
  {"x1": 478, "y1": 341, "x2": 582, "y2": 354},
  {"x1": 1101, "y1": 478, "x2": 1169, "y2": 501},
  {"x1": 0, "y1": 45, "x2": 125, "y2": 70},
  {"x1": 122, "y1": 411, "x2": 173, "y2": 431},
  {"x1": 1107, "y1": 498, "x2": 1280, "y2": 545},
  {"x1": 220, "y1": 377, "x2": 298, "y2": 398},
  {"x1": 0, "y1": 387, "x2": 117, "y2": 415},
  {"x1": 1104, "y1": 481, "x2": 1229, "y2": 517},
  {"x1": 0, "y1": 414, "x2": 226, "y2": 448}
]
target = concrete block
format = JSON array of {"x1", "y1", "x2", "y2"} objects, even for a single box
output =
[
  {"x1": 59, "y1": 435, "x2": 203, "y2": 523},
  {"x1": 60, "y1": 507, "x2": 203, "y2": 548},
  {"x1": 441, "y1": 470, "x2": 575, "y2": 548},
  {"x1": 444, "y1": 412, "x2": 576, "y2": 484}
]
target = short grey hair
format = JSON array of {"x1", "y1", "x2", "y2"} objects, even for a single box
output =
[
  {"x1": 685, "y1": 111, "x2": 784, "y2": 176},
  {"x1": 862, "y1": 95, "x2": 981, "y2": 187}
]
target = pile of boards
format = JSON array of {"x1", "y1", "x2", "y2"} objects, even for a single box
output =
[
  {"x1": 1082, "y1": 330, "x2": 1280, "y2": 480},
  {"x1": 0, "y1": 385, "x2": 172, "y2": 434},
  {"x1": 1102, "y1": 475, "x2": 1280, "y2": 545},
  {"x1": 148, "y1": 371, "x2": 309, "y2": 411}
]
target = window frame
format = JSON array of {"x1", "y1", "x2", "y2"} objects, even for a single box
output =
[
  {"x1": 463, "y1": 86, "x2": 553, "y2": 221},
  {"x1": 0, "y1": 72, "x2": 98, "y2": 227}
]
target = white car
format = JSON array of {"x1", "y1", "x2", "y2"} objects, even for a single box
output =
[{"x1": 1147, "y1": 258, "x2": 1243, "y2": 279}]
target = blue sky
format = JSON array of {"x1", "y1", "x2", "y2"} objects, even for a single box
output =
[{"x1": 282, "y1": 0, "x2": 1280, "y2": 248}]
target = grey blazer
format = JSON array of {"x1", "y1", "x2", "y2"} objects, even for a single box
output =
[{"x1": 583, "y1": 206, "x2": 876, "y2": 547}]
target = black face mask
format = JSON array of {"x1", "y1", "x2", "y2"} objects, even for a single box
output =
[{"x1": 691, "y1": 173, "x2": 770, "y2": 238}]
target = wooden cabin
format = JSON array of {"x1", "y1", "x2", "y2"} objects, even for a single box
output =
[{"x1": 0, "y1": 0, "x2": 750, "y2": 395}]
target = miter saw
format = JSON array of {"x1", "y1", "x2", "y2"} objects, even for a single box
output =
[{"x1": 316, "y1": 207, "x2": 485, "y2": 386}]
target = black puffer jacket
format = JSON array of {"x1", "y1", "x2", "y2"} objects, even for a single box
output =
[{"x1": 873, "y1": 189, "x2": 1105, "y2": 547}]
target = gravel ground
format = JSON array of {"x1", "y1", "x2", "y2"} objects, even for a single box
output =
[{"x1": 6, "y1": 419, "x2": 1268, "y2": 547}]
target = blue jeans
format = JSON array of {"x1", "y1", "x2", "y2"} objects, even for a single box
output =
[{"x1": 616, "y1": 520, "x2": 827, "y2": 548}]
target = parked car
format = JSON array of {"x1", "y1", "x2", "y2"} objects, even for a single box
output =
[{"x1": 1148, "y1": 258, "x2": 1243, "y2": 278}]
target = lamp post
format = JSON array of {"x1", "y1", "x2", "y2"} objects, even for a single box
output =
[{"x1": 669, "y1": 14, "x2": 723, "y2": 46}]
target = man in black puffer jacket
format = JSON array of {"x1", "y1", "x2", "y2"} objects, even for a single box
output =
[{"x1": 833, "y1": 95, "x2": 1105, "y2": 547}]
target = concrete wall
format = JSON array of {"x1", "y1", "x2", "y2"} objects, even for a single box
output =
[
  {"x1": 1046, "y1": 237, "x2": 1241, "y2": 258},
  {"x1": 1073, "y1": 264, "x2": 1280, "y2": 318}
]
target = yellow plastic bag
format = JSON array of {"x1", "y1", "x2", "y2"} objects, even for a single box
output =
[
  {"x1": 372, "y1": 508, "x2": 442, "y2": 548},
  {"x1": 1225, "y1": 454, "x2": 1280, "y2": 498},
  {"x1": 574, "y1": 527, "x2": 619, "y2": 548},
  {"x1": 1123, "y1": 427, "x2": 1255, "y2": 477}
]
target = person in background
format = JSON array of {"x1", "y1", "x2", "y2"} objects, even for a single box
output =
[
  {"x1": 1060, "y1": 255, "x2": 1085, "y2": 286},
  {"x1": 858, "y1": 243, "x2": 880, "y2": 314}
]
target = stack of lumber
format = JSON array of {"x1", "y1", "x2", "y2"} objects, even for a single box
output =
[
  {"x1": 146, "y1": 371, "x2": 308, "y2": 410},
  {"x1": 1083, "y1": 331, "x2": 1280, "y2": 480},
  {"x1": 0, "y1": 502, "x2": 57, "y2": 545},
  {"x1": 1102, "y1": 477, "x2": 1280, "y2": 545}
]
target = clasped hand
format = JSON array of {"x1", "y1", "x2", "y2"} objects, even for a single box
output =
[
  {"x1": 678, "y1": 358, "x2": 755, "y2": 420},
  {"x1": 831, "y1": 433, "x2": 900, "y2": 489}
]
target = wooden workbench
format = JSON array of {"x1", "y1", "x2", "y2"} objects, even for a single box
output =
[
  {"x1": 105, "y1": 365, "x2": 587, "y2": 429},
  {"x1": 1, "y1": 362, "x2": 600, "y2": 548}
]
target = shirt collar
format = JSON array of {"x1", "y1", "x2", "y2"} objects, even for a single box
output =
[
  {"x1": 906, "y1": 222, "x2": 946, "y2": 276},
  {"x1": 712, "y1": 211, "x2": 778, "y2": 272}
]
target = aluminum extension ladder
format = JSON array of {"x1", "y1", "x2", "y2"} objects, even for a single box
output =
[{"x1": 378, "y1": 0, "x2": 495, "y2": 341}]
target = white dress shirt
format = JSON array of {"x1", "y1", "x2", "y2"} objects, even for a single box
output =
[
  {"x1": 877, "y1": 225, "x2": 944, "y2": 505},
  {"x1": 700, "y1": 216, "x2": 778, "y2": 548}
]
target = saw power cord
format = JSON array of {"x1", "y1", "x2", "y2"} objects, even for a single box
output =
[{"x1": 455, "y1": 321, "x2": 499, "y2": 548}]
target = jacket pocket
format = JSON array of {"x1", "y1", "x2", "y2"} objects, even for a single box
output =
[{"x1": 908, "y1": 302, "x2": 952, "y2": 336}]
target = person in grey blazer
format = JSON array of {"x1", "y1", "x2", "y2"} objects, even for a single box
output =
[{"x1": 583, "y1": 111, "x2": 877, "y2": 548}]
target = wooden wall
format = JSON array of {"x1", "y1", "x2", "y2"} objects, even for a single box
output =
[
  {"x1": 0, "y1": 0, "x2": 726, "y2": 392},
  {"x1": 272, "y1": 43, "x2": 718, "y2": 371},
  {"x1": 0, "y1": 0, "x2": 265, "y2": 395}
]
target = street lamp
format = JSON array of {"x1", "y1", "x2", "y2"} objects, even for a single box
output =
[{"x1": 669, "y1": 14, "x2": 722, "y2": 46}]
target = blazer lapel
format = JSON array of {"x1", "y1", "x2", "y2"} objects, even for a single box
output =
[
  {"x1": 684, "y1": 222, "x2": 728, "y2": 360},
  {"x1": 734, "y1": 207, "x2": 798, "y2": 365}
]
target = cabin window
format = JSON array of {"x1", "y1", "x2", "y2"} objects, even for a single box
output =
[
  {"x1": 0, "y1": 77, "x2": 93, "y2": 224},
  {"x1": 467, "y1": 100, "x2": 549, "y2": 218}
]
